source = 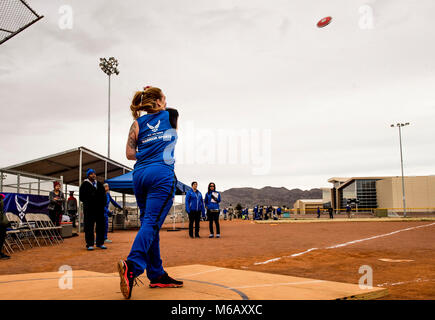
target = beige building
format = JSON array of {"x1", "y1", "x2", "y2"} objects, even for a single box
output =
[
  {"x1": 377, "y1": 176, "x2": 435, "y2": 211},
  {"x1": 293, "y1": 199, "x2": 324, "y2": 215},
  {"x1": 325, "y1": 175, "x2": 435, "y2": 214}
]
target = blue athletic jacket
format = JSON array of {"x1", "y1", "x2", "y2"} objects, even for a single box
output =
[
  {"x1": 204, "y1": 191, "x2": 221, "y2": 211},
  {"x1": 105, "y1": 193, "x2": 122, "y2": 216},
  {"x1": 185, "y1": 189, "x2": 205, "y2": 216},
  {"x1": 135, "y1": 109, "x2": 178, "y2": 171}
]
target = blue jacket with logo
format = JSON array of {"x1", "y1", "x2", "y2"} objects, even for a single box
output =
[
  {"x1": 105, "y1": 193, "x2": 122, "y2": 217},
  {"x1": 135, "y1": 109, "x2": 178, "y2": 171},
  {"x1": 204, "y1": 191, "x2": 221, "y2": 211},
  {"x1": 185, "y1": 189, "x2": 205, "y2": 216}
]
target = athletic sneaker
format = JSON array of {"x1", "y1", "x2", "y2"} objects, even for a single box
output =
[
  {"x1": 149, "y1": 272, "x2": 183, "y2": 288},
  {"x1": 104, "y1": 239, "x2": 112, "y2": 243},
  {"x1": 117, "y1": 260, "x2": 136, "y2": 299},
  {"x1": 216, "y1": 234, "x2": 221, "y2": 238},
  {"x1": 209, "y1": 234, "x2": 214, "y2": 238},
  {"x1": 87, "y1": 246, "x2": 94, "y2": 251},
  {"x1": 97, "y1": 245, "x2": 107, "y2": 249},
  {"x1": 0, "y1": 253, "x2": 11, "y2": 260}
]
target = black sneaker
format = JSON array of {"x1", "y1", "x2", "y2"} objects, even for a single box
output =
[
  {"x1": 117, "y1": 260, "x2": 135, "y2": 299},
  {"x1": 195, "y1": 235, "x2": 200, "y2": 238},
  {"x1": 149, "y1": 272, "x2": 183, "y2": 288}
]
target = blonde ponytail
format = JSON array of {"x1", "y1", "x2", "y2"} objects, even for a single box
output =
[{"x1": 130, "y1": 86, "x2": 163, "y2": 119}]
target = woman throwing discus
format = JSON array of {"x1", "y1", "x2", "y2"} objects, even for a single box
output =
[{"x1": 117, "y1": 86, "x2": 183, "y2": 299}]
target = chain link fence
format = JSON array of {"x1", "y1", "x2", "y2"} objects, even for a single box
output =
[{"x1": 0, "y1": 0, "x2": 43, "y2": 45}]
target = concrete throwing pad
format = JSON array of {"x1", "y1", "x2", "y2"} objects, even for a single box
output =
[{"x1": 0, "y1": 264, "x2": 387, "y2": 300}]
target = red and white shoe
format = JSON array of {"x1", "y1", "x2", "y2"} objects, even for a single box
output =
[{"x1": 117, "y1": 260, "x2": 135, "y2": 299}]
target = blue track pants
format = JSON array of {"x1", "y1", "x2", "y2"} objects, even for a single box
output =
[
  {"x1": 104, "y1": 214, "x2": 109, "y2": 240},
  {"x1": 127, "y1": 165, "x2": 176, "y2": 280}
]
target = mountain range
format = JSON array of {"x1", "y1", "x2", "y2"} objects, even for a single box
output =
[{"x1": 219, "y1": 186, "x2": 323, "y2": 209}]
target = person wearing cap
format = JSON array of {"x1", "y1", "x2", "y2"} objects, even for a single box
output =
[
  {"x1": 79, "y1": 169, "x2": 107, "y2": 250},
  {"x1": 0, "y1": 194, "x2": 11, "y2": 260},
  {"x1": 103, "y1": 183, "x2": 122, "y2": 243},
  {"x1": 48, "y1": 181, "x2": 65, "y2": 226},
  {"x1": 67, "y1": 191, "x2": 78, "y2": 228}
]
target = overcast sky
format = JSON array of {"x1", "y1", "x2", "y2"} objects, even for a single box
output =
[{"x1": 1, "y1": 0, "x2": 434, "y2": 192}]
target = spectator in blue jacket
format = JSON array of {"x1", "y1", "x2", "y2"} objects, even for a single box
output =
[
  {"x1": 185, "y1": 181, "x2": 205, "y2": 238},
  {"x1": 222, "y1": 208, "x2": 228, "y2": 220},
  {"x1": 276, "y1": 206, "x2": 282, "y2": 219},
  {"x1": 242, "y1": 208, "x2": 249, "y2": 220},
  {"x1": 204, "y1": 182, "x2": 221, "y2": 238},
  {"x1": 253, "y1": 205, "x2": 259, "y2": 220},
  {"x1": 104, "y1": 183, "x2": 123, "y2": 243}
]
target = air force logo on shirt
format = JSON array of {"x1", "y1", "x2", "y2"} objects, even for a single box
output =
[{"x1": 147, "y1": 120, "x2": 161, "y2": 133}]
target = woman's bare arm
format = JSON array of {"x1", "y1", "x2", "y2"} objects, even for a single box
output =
[{"x1": 126, "y1": 120, "x2": 139, "y2": 160}]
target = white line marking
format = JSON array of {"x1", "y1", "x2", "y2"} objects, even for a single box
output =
[
  {"x1": 254, "y1": 257, "x2": 282, "y2": 265},
  {"x1": 288, "y1": 248, "x2": 319, "y2": 257},
  {"x1": 377, "y1": 278, "x2": 434, "y2": 287},
  {"x1": 227, "y1": 280, "x2": 325, "y2": 290},
  {"x1": 378, "y1": 258, "x2": 414, "y2": 263},
  {"x1": 253, "y1": 222, "x2": 435, "y2": 265},
  {"x1": 325, "y1": 222, "x2": 435, "y2": 249}
]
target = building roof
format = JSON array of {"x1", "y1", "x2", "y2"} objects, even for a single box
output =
[
  {"x1": 1, "y1": 146, "x2": 132, "y2": 186},
  {"x1": 328, "y1": 177, "x2": 388, "y2": 190},
  {"x1": 327, "y1": 177, "x2": 350, "y2": 183}
]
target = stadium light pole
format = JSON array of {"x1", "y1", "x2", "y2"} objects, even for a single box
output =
[
  {"x1": 99, "y1": 57, "x2": 120, "y2": 158},
  {"x1": 390, "y1": 122, "x2": 410, "y2": 218}
]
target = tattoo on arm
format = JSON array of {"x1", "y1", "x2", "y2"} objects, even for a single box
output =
[
  {"x1": 128, "y1": 136, "x2": 137, "y2": 149},
  {"x1": 127, "y1": 122, "x2": 137, "y2": 149}
]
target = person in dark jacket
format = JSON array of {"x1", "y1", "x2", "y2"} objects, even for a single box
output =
[
  {"x1": 259, "y1": 206, "x2": 264, "y2": 220},
  {"x1": 204, "y1": 182, "x2": 221, "y2": 238},
  {"x1": 185, "y1": 181, "x2": 205, "y2": 238},
  {"x1": 48, "y1": 181, "x2": 65, "y2": 226},
  {"x1": 346, "y1": 204, "x2": 352, "y2": 219},
  {"x1": 67, "y1": 191, "x2": 78, "y2": 228},
  {"x1": 0, "y1": 194, "x2": 11, "y2": 260},
  {"x1": 328, "y1": 207, "x2": 334, "y2": 219},
  {"x1": 79, "y1": 169, "x2": 107, "y2": 250}
]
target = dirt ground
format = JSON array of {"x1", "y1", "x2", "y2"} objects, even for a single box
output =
[{"x1": 1, "y1": 219, "x2": 434, "y2": 300}]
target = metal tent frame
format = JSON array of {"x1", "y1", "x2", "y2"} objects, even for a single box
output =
[{"x1": 1, "y1": 146, "x2": 133, "y2": 232}]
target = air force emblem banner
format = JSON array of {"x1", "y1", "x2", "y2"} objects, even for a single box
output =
[{"x1": 1, "y1": 193, "x2": 50, "y2": 221}]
